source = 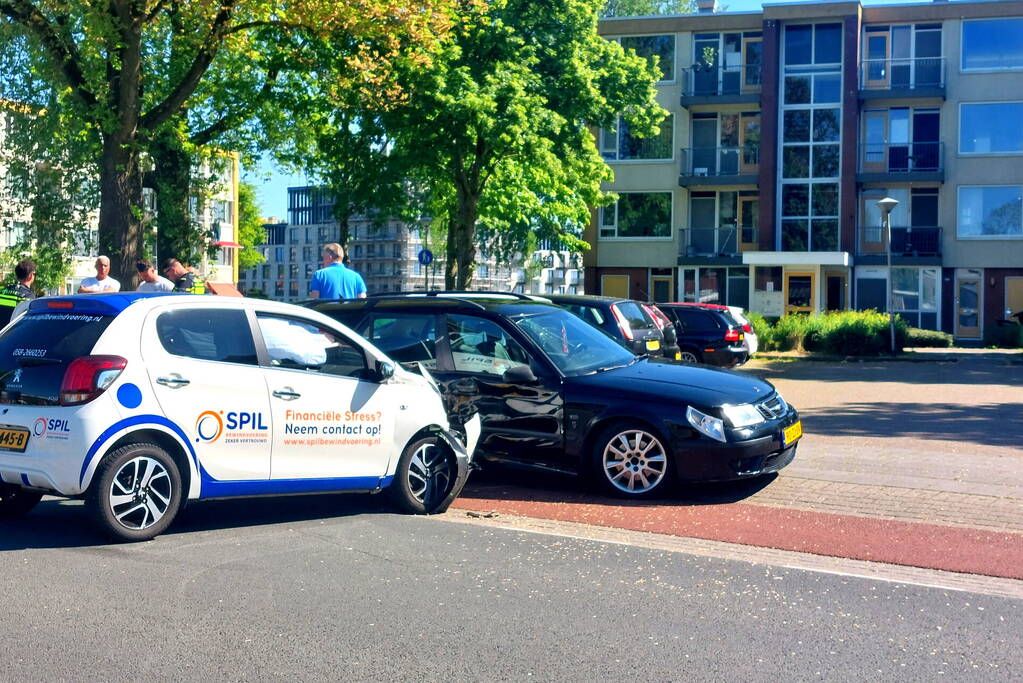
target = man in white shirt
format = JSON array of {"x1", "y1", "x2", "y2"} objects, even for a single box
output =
[
  {"x1": 135, "y1": 260, "x2": 174, "y2": 292},
  {"x1": 78, "y1": 255, "x2": 121, "y2": 293}
]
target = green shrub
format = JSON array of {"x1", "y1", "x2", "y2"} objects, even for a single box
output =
[
  {"x1": 984, "y1": 323, "x2": 1023, "y2": 348},
  {"x1": 745, "y1": 312, "x2": 774, "y2": 351},
  {"x1": 772, "y1": 314, "x2": 812, "y2": 351},
  {"x1": 758, "y1": 310, "x2": 908, "y2": 355},
  {"x1": 907, "y1": 327, "x2": 953, "y2": 348}
]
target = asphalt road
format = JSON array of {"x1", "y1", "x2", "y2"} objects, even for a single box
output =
[{"x1": 2, "y1": 495, "x2": 1021, "y2": 681}]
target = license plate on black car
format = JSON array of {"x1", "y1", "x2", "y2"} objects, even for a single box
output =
[{"x1": 783, "y1": 421, "x2": 802, "y2": 447}]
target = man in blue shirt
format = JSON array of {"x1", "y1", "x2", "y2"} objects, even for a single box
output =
[{"x1": 309, "y1": 242, "x2": 367, "y2": 299}]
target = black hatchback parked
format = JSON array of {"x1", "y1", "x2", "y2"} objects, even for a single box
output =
[
  {"x1": 306, "y1": 293, "x2": 800, "y2": 499},
  {"x1": 542, "y1": 294, "x2": 674, "y2": 358},
  {"x1": 657, "y1": 303, "x2": 749, "y2": 367}
]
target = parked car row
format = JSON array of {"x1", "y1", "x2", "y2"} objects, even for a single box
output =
[
  {"x1": 541, "y1": 294, "x2": 756, "y2": 368},
  {"x1": 0, "y1": 290, "x2": 797, "y2": 542}
]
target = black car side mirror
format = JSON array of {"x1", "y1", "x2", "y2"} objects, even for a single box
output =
[
  {"x1": 375, "y1": 360, "x2": 395, "y2": 381},
  {"x1": 503, "y1": 364, "x2": 538, "y2": 384}
]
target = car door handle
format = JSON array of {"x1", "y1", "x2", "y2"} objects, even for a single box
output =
[
  {"x1": 272, "y1": 389, "x2": 301, "y2": 400},
  {"x1": 156, "y1": 375, "x2": 190, "y2": 388},
  {"x1": 450, "y1": 378, "x2": 478, "y2": 396}
]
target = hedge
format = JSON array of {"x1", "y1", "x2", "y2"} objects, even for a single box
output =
[
  {"x1": 751, "y1": 310, "x2": 908, "y2": 356},
  {"x1": 984, "y1": 323, "x2": 1023, "y2": 349},
  {"x1": 906, "y1": 327, "x2": 953, "y2": 348}
]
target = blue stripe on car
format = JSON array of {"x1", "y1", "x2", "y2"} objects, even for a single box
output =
[
  {"x1": 21, "y1": 473, "x2": 30, "y2": 486},
  {"x1": 28, "y1": 292, "x2": 189, "y2": 316},
  {"x1": 79, "y1": 415, "x2": 198, "y2": 487},
  {"x1": 196, "y1": 474, "x2": 388, "y2": 499}
]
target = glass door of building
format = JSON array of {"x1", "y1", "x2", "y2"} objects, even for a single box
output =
[
  {"x1": 955, "y1": 276, "x2": 981, "y2": 339},
  {"x1": 785, "y1": 272, "x2": 815, "y2": 315}
]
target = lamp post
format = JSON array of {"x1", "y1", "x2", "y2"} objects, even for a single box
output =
[{"x1": 877, "y1": 197, "x2": 900, "y2": 355}]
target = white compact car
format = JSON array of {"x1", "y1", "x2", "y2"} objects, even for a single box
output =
[{"x1": 0, "y1": 293, "x2": 479, "y2": 541}]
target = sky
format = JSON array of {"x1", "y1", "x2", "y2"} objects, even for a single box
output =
[{"x1": 246, "y1": 0, "x2": 936, "y2": 219}]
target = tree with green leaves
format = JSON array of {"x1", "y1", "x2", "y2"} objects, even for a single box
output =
[
  {"x1": 383, "y1": 0, "x2": 665, "y2": 289},
  {"x1": 236, "y1": 180, "x2": 265, "y2": 272},
  {"x1": 0, "y1": 0, "x2": 456, "y2": 286},
  {"x1": 601, "y1": 0, "x2": 695, "y2": 17}
]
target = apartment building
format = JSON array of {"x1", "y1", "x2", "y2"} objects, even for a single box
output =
[
  {"x1": 240, "y1": 185, "x2": 583, "y2": 300},
  {"x1": 591, "y1": 0, "x2": 1023, "y2": 340}
]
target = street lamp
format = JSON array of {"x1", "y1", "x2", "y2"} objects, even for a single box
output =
[{"x1": 877, "y1": 196, "x2": 900, "y2": 355}]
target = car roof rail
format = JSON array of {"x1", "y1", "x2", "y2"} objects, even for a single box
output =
[
  {"x1": 370, "y1": 290, "x2": 539, "y2": 302},
  {"x1": 357, "y1": 293, "x2": 488, "y2": 311}
]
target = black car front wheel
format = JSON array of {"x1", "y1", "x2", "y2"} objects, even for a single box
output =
[{"x1": 592, "y1": 424, "x2": 672, "y2": 498}]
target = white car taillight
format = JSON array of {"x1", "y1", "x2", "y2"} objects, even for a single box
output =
[{"x1": 59, "y1": 355, "x2": 127, "y2": 406}]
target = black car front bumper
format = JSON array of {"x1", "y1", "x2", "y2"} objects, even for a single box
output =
[{"x1": 668, "y1": 410, "x2": 800, "y2": 482}]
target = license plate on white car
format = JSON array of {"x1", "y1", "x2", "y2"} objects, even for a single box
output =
[
  {"x1": 0, "y1": 425, "x2": 30, "y2": 453},
  {"x1": 645, "y1": 340, "x2": 660, "y2": 351}
]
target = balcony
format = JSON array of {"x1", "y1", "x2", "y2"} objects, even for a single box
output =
[
  {"x1": 680, "y1": 63, "x2": 762, "y2": 107},
  {"x1": 859, "y1": 57, "x2": 945, "y2": 100},
  {"x1": 857, "y1": 142, "x2": 944, "y2": 183},
  {"x1": 677, "y1": 227, "x2": 745, "y2": 265},
  {"x1": 679, "y1": 147, "x2": 759, "y2": 187},
  {"x1": 856, "y1": 226, "x2": 943, "y2": 265}
]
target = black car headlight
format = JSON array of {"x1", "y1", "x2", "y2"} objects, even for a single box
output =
[{"x1": 686, "y1": 406, "x2": 726, "y2": 443}]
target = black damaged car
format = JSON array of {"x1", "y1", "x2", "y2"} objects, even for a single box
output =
[{"x1": 306, "y1": 293, "x2": 801, "y2": 499}]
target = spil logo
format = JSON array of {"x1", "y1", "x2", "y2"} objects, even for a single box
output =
[
  {"x1": 195, "y1": 410, "x2": 268, "y2": 443},
  {"x1": 34, "y1": 417, "x2": 71, "y2": 439}
]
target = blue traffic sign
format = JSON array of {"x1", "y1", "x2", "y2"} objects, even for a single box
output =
[{"x1": 418, "y1": 249, "x2": 434, "y2": 266}]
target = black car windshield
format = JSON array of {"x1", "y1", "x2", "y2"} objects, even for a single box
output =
[{"x1": 514, "y1": 309, "x2": 636, "y2": 375}]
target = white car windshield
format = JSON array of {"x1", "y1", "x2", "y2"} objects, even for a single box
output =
[{"x1": 514, "y1": 309, "x2": 637, "y2": 376}]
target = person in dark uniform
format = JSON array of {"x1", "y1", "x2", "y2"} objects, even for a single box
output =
[
  {"x1": 161, "y1": 258, "x2": 206, "y2": 294},
  {"x1": 0, "y1": 259, "x2": 37, "y2": 327}
]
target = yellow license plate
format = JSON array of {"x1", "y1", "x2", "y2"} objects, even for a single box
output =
[
  {"x1": 646, "y1": 340, "x2": 661, "y2": 351},
  {"x1": 0, "y1": 425, "x2": 30, "y2": 453},
  {"x1": 783, "y1": 421, "x2": 802, "y2": 447}
]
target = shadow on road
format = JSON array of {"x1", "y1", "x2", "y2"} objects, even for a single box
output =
[
  {"x1": 0, "y1": 492, "x2": 394, "y2": 552},
  {"x1": 801, "y1": 402, "x2": 1023, "y2": 448},
  {"x1": 462, "y1": 465, "x2": 777, "y2": 509},
  {"x1": 742, "y1": 355, "x2": 1023, "y2": 388}
]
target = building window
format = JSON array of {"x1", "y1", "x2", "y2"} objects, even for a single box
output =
[
  {"x1": 962, "y1": 18, "x2": 1023, "y2": 71},
  {"x1": 960, "y1": 102, "x2": 1023, "y2": 154},
  {"x1": 599, "y1": 192, "x2": 672, "y2": 239},
  {"x1": 680, "y1": 266, "x2": 750, "y2": 308},
  {"x1": 600, "y1": 114, "x2": 673, "y2": 161},
  {"x1": 354, "y1": 245, "x2": 363, "y2": 258},
  {"x1": 274, "y1": 247, "x2": 284, "y2": 261},
  {"x1": 780, "y1": 23, "x2": 842, "y2": 253},
  {"x1": 957, "y1": 186, "x2": 1023, "y2": 238},
  {"x1": 478, "y1": 264, "x2": 489, "y2": 278},
  {"x1": 619, "y1": 35, "x2": 675, "y2": 82}
]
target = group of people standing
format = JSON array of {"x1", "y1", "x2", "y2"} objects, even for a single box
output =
[
  {"x1": 0, "y1": 240, "x2": 366, "y2": 327},
  {"x1": 76, "y1": 256, "x2": 204, "y2": 295}
]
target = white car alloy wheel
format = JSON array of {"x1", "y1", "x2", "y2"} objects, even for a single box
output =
[
  {"x1": 678, "y1": 350, "x2": 700, "y2": 364},
  {"x1": 407, "y1": 441, "x2": 454, "y2": 507},
  {"x1": 108, "y1": 455, "x2": 174, "y2": 531},
  {"x1": 601, "y1": 429, "x2": 668, "y2": 495}
]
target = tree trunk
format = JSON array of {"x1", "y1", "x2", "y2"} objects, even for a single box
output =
[
  {"x1": 445, "y1": 190, "x2": 479, "y2": 290},
  {"x1": 98, "y1": 133, "x2": 144, "y2": 289},
  {"x1": 151, "y1": 126, "x2": 197, "y2": 266}
]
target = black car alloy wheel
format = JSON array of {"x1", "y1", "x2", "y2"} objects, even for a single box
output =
[{"x1": 594, "y1": 424, "x2": 671, "y2": 497}]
